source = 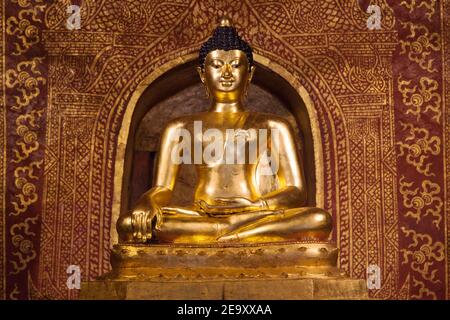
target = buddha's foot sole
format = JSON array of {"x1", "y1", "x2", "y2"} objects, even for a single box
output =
[{"x1": 107, "y1": 241, "x2": 345, "y2": 281}]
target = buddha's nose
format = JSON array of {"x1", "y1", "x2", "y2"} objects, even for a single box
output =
[{"x1": 222, "y1": 64, "x2": 232, "y2": 78}]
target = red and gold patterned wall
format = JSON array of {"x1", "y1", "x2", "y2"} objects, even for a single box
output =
[{"x1": 1, "y1": 0, "x2": 449, "y2": 299}]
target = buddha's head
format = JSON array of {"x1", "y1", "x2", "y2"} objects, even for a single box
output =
[{"x1": 197, "y1": 17, "x2": 255, "y2": 103}]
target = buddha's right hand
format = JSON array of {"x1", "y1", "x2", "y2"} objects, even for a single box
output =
[{"x1": 130, "y1": 201, "x2": 163, "y2": 243}]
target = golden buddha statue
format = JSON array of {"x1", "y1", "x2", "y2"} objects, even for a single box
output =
[
  {"x1": 82, "y1": 17, "x2": 369, "y2": 300},
  {"x1": 117, "y1": 17, "x2": 332, "y2": 245}
]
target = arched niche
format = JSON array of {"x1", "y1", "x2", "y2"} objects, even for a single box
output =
[{"x1": 111, "y1": 54, "x2": 324, "y2": 245}]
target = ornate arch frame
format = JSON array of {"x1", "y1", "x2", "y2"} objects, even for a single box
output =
[{"x1": 18, "y1": 0, "x2": 445, "y2": 300}]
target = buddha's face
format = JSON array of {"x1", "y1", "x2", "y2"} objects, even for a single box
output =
[{"x1": 198, "y1": 49, "x2": 255, "y2": 102}]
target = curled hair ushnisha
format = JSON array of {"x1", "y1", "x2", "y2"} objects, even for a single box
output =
[{"x1": 199, "y1": 22, "x2": 253, "y2": 70}]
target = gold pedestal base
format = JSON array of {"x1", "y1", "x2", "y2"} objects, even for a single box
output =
[
  {"x1": 81, "y1": 242, "x2": 368, "y2": 299},
  {"x1": 80, "y1": 278, "x2": 368, "y2": 300},
  {"x1": 108, "y1": 242, "x2": 343, "y2": 280}
]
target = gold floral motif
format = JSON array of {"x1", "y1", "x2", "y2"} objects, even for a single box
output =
[
  {"x1": 12, "y1": 0, "x2": 43, "y2": 8},
  {"x1": 399, "y1": 176, "x2": 442, "y2": 228},
  {"x1": 9, "y1": 216, "x2": 38, "y2": 275},
  {"x1": 5, "y1": 57, "x2": 46, "y2": 111},
  {"x1": 398, "y1": 75, "x2": 441, "y2": 123},
  {"x1": 401, "y1": 227, "x2": 444, "y2": 284},
  {"x1": 346, "y1": 47, "x2": 388, "y2": 93},
  {"x1": 10, "y1": 161, "x2": 43, "y2": 217},
  {"x1": 12, "y1": 109, "x2": 44, "y2": 163},
  {"x1": 10, "y1": 109, "x2": 44, "y2": 216},
  {"x1": 3, "y1": 0, "x2": 47, "y2": 296},
  {"x1": 411, "y1": 277, "x2": 437, "y2": 299},
  {"x1": 400, "y1": 0, "x2": 436, "y2": 21},
  {"x1": 400, "y1": 22, "x2": 441, "y2": 73},
  {"x1": 6, "y1": 4, "x2": 45, "y2": 55},
  {"x1": 9, "y1": 283, "x2": 20, "y2": 300},
  {"x1": 397, "y1": 122, "x2": 440, "y2": 176}
]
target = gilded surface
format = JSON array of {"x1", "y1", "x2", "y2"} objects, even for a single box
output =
[
  {"x1": 0, "y1": 0, "x2": 448, "y2": 299},
  {"x1": 80, "y1": 278, "x2": 368, "y2": 300},
  {"x1": 116, "y1": 26, "x2": 333, "y2": 245},
  {"x1": 109, "y1": 242, "x2": 340, "y2": 280}
]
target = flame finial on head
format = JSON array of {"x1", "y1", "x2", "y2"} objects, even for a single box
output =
[{"x1": 219, "y1": 16, "x2": 232, "y2": 27}]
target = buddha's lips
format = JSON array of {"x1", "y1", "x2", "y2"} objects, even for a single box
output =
[{"x1": 220, "y1": 79, "x2": 234, "y2": 87}]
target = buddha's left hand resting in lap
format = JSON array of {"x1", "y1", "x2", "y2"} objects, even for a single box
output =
[{"x1": 117, "y1": 17, "x2": 332, "y2": 244}]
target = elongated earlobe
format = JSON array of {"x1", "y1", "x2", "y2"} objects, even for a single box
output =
[
  {"x1": 249, "y1": 65, "x2": 255, "y2": 82},
  {"x1": 204, "y1": 85, "x2": 211, "y2": 100},
  {"x1": 196, "y1": 66, "x2": 205, "y2": 84},
  {"x1": 196, "y1": 66, "x2": 210, "y2": 99},
  {"x1": 243, "y1": 66, "x2": 255, "y2": 101}
]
